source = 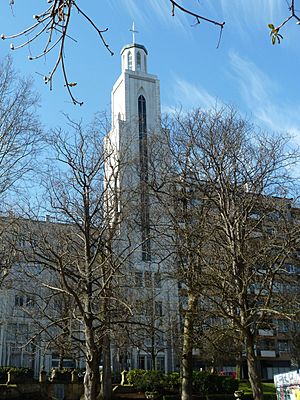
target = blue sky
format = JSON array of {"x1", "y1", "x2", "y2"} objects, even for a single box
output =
[{"x1": 0, "y1": 0, "x2": 300, "y2": 141}]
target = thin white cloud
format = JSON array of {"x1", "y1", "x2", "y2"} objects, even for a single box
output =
[
  {"x1": 229, "y1": 51, "x2": 300, "y2": 142},
  {"x1": 228, "y1": 0, "x2": 281, "y2": 28},
  {"x1": 117, "y1": 0, "x2": 148, "y2": 26},
  {"x1": 117, "y1": 0, "x2": 190, "y2": 34},
  {"x1": 221, "y1": 0, "x2": 282, "y2": 27},
  {"x1": 202, "y1": 0, "x2": 283, "y2": 40},
  {"x1": 168, "y1": 75, "x2": 217, "y2": 111}
]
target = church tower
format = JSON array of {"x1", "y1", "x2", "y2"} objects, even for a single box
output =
[
  {"x1": 110, "y1": 40, "x2": 161, "y2": 142},
  {"x1": 107, "y1": 35, "x2": 178, "y2": 373},
  {"x1": 108, "y1": 34, "x2": 162, "y2": 262}
]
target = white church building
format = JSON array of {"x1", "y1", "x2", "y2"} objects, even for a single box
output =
[{"x1": 106, "y1": 38, "x2": 180, "y2": 373}]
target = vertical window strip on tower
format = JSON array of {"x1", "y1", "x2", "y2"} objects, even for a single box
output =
[
  {"x1": 128, "y1": 51, "x2": 132, "y2": 70},
  {"x1": 137, "y1": 51, "x2": 141, "y2": 71},
  {"x1": 138, "y1": 95, "x2": 151, "y2": 261}
]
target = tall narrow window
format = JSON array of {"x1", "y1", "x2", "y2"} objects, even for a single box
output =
[
  {"x1": 128, "y1": 52, "x2": 132, "y2": 70},
  {"x1": 137, "y1": 51, "x2": 141, "y2": 71},
  {"x1": 138, "y1": 95, "x2": 151, "y2": 261}
]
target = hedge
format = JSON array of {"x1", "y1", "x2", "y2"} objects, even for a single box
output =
[{"x1": 127, "y1": 369, "x2": 238, "y2": 395}]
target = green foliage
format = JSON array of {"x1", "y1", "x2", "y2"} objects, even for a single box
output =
[
  {"x1": 126, "y1": 369, "x2": 146, "y2": 386},
  {"x1": 268, "y1": 23, "x2": 283, "y2": 45},
  {"x1": 127, "y1": 369, "x2": 164, "y2": 392},
  {"x1": 192, "y1": 371, "x2": 238, "y2": 395},
  {"x1": 222, "y1": 376, "x2": 239, "y2": 393},
  {"x1": 237, "y1": 395, "x2": 276, "y2": 400},
  {"x1": 162, "y1": 372, "x2": 180, "y2": 391},
  {"x1": 192, "y1": 371, "x2": 219, "y2": 394},
  {"x1": 238, "y1": 380, "x2": 275, "y2": 395},
  {"x1": 128, "y1": 369, "x2": 238, "y2": 395}
]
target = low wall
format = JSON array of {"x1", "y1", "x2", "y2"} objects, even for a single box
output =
[{"x1": 0, "y1": 382, "x2": 84, "y2": 400}]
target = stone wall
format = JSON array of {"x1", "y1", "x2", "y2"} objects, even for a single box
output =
[{"x1": 0, "y1": 382, "x2": 84, "y2": 400}]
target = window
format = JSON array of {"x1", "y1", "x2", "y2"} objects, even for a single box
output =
[
  {"x1": 135, "y1": 271, "x2": 143, "y2": 287},
  {"x1": 155, "y1": 301, "x2": 163, "y2": 317},
  {"x1": 249, "y1": 211, "x2": 261, "y2": 220},
  {"x1": 137, "y1": 51, "x2": 141, "y2": 71},
  {"x1": 138, "y1": 95, "x2": 147, "y2": 138},
  {"x1": 15, "y1": 295, "x2": 24, "y2": 307},
  {"x1": 278, "y1": 340, "x2": 290, "y2": 352},
  {"x1": 144, "y1": 271, "x2": 152, "y2": 286},
  {"x1": 144, "y1": 54, "x2": 147, "y2": 72},
  {"x1": 156, "y1": 356, "x2": 165, "y2": 372},
  {"x1": 154, "y1": 272, "x2": 161, "y2": 288},
  {"x1": 138, "y1": 355, "x2": 146, "y2": 369},
  {"x1": 284, "y1": 264, "x2": 298, "y2": 274},
  {"x1": 127, "y1": 52, "x2": 132, "y2": 70},
  {"x1": 258, "y1": 339, "x2": 275, "y2": 351},
  {"x1": 277, "y1": 320, "x2": 289, "y2": 333},
  {"x1": 26, "y1": 296, "x2": 35, "y2": 307},
  {"x1": 156, "y1": 331, "x2": 164, "y2": 346},
  {"x1": 138, "y1": 94, "x2": 151, "y2": 261}
]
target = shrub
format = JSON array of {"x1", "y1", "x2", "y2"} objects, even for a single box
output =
[
  {"x1": 192, "y1": 371, "x2": 238, "y2": 395},
  {"x1": 127, "y1": 369, "x2": 164, "y2": 392},
  {"x1": 127, "y1": 369, "x2": 238, "y2": 395},
  {"x1": 222, "y1": 376, "x2": 239, "y2": 394},
  {"x1": 127, "y1": 369, "x2": 146, "y2": 387},
  {"x1": 163, "y1": 372, "x2": 180, "y2": 392}
]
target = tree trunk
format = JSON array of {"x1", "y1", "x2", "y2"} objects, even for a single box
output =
[
  {"x1": 151, "y1": 331, "x2": 156, "y2": 370},
  {"x1": 245, "y1": 334, "x2": 263, "y2": 400},
  {"x1": 84, "y1": 325, "x2": 100, "y2": 400},
  {"x1": 235, "y1": 345, "x2": 243, "y2": 380},
  {"x1": 100, "y1": 333, "x2": 112, "y2": 400},
  {"x1": 181, "y1": 292, "x2": 197, "y2": 400}
]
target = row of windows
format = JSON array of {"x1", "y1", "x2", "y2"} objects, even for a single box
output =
[
  {"x1": 135, "y1": 298, "x2": 163, "y2": 317},
  {"x1": 137, "y1": 354, "x2": 165, "y2": 371},
  {"x1": 134, "y1": 271, "x2": 162, "y2": 288},
  {"x1": 257, "y1": 339, "x2": 291, "y2": 352},
  {"x1": 15, "y1": 294, "x2": 35, "y2": 307},
  {"x1": 127, "y1": 51, "x2": 146, "y2": 71}
]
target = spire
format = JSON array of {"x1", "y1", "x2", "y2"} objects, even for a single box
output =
[{"x1": 130, "y1": 22, "x2": 138, "y2": 44}]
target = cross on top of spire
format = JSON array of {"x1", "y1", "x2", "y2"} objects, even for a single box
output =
[{"x1": 130, "y1": 22, "x2": 138, "y2": 43}]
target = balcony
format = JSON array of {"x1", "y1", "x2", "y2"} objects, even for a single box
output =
[
  {"x1": 260, "y1": 350, "x2": 276, "y2": 357},
  {"x1": 258, "y1": 329, "x2": 274, "y2": 336}
]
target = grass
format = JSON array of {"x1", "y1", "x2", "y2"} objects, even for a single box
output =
[
  {"x1": 238, "y1": 381, "x2": 276, "y2": 399},
  {"x1": 239, "y1": 381, "x2": 275, "y2": 394}
]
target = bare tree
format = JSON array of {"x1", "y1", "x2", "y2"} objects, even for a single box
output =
[
  {"x1": 1, "y1": 1, "x2": 298, "y2": 102},
  {"x1": 154, "y1": 149, "x2": 213, "y2": 400},
  {"x1": 158, "y1": 106, "x2": 300, "y2": 400},
  {"x1": 0, "y1": 56, "x2": 40, "y2": 198},
  {"x1": 17, "y1": 116, "x2": 136, "y2": 400},
  {"x1": 0, "y1": 56, "x2": 40, "y2": 287}
]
